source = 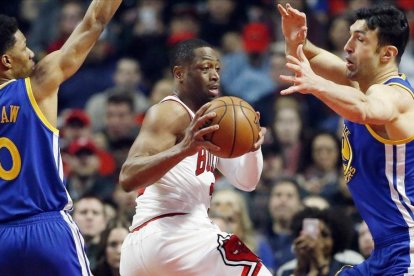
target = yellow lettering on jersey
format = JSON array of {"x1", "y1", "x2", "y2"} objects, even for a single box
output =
[
  {"x1": 8, "y1": 105, "x2": 20, "y2": 122},
  {"x1": 0, "y1": 105, "x2": 20, "y2": 123},
  {"x1": 0, "y1": 137, "x2": 21, "y2": 181},
  {"x1": 1, "y1": 106, "x2": 9, "y2": 123}
]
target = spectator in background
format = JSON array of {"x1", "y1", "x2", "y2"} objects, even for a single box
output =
[
  {"x1": 199, "y1": 0, "x2": 246, "y2": 47},
  {"x1": 60, "y1": 109, "x2": 94, "y2": 149},
  {"x1": 221, "y1": 22, "x2": 274, "y2": 105},
  {"x1": 276, "y1": 207, "x2": 356, "y2": 276},
  {"x1": 119, "y1": 0, "x2": 168, "y2": 85},
  {"x1": 66, "y1": 138, "x2": 116, "y2": 201},
  {"x1": 257, "y1": 177, "x2": 304, "y2": 274},
  {"x1": 301, "y1": 131, "x2": 342, "y2": 202},
  {"x1": 148, "y1": 77, "x2": 174, "y2": 106},
  {"x1": 358, "y1": 221, "x2": 374, "y2": 259},
  {"x1": 73, "y1": 196, "x2": 108, "y2": 271},
  {"x1": 93, "y1": 219, "x2": 130, "y2": 276},
  {"x1": 86, "y1": 57, "x2": 149, "y2": 131},
  {"x1": 112, "y1": 184, "x2": 137, "y2": 223},
  {"x1": 46, "y1": 0, "x2": 85, "y2": 53},
  {"x1": 94, "y1": 93, "x2": 139, "y2": 152},
  {"x1": 210, "y1": 189, "x2": 260, "y2": 253},
  {"x1": 271, "y1": 97, "x2": 308, "y2": 176}
]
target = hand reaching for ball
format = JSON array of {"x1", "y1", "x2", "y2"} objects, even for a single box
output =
[{"x1": 203, "y1": 96, "x2": 265, "y2": 158}]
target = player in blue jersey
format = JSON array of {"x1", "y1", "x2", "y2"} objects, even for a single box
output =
[
  {"x1": 278, "y1": 3, "x2": 414, "y2": 276},
  {"x1": 0, "y1": 1, "x2": 121, "y2": 275}
]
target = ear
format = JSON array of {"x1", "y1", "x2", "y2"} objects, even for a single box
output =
[
  {"x1": 1, "y1": 54, "x2": 12, "y2": 69},
  {"x1": 173, "y1": 66, "x2": 184, "y2": 81},
  {"x1": 380, "y1": 45, "x2": 398, "y2": 63}
]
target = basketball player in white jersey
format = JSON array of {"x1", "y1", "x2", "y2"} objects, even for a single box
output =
[{"x1": 119, "y1": 39, "x2": 272, "y2": 275}]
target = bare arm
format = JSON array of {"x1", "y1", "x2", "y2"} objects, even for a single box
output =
[
  {"x1": 279, "y1": 45, "x2": 412, "y2": 129},
  {"x1": 119, "y1": 102, "x2": 220, "y2": 192},
  {"x1": 31, "y1": 0, "x2": 122, "y2": 101},
  {"x1": 277, "y1": 3, "x2": 353, "y2": 86}
]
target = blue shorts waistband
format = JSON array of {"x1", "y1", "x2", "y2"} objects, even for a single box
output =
[{"x1": 0, "y1": 211, "x2": 64, "y2": 227}]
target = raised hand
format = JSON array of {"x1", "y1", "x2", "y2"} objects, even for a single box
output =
[
  {"x1": 279, "y1": 44, "x2": 320, "y2": 95},
  {"x1": 277, "y1": 3, "x2": 308, "y2": 49},
  {"x1": 179, "y1": 102, "x2": 221, "y2": 156}
]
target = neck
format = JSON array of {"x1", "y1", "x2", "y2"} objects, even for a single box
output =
[{"x1": 359, "y1": 68, "x2": 399, "y2": 92}]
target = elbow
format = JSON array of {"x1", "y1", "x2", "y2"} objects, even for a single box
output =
[{"x1": 119, "y1": 164, "x2": 138, "y2": 192}]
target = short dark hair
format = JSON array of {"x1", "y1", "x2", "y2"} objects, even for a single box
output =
[
  {"x1": 355, "y1": 5, "x2": 409, "y2": 64},
  {"x1": 107, "y1": 93, "x2": 134, "y2": 112},
  {"x1": 0, "y1": 15, "x2": 18, "y2": 55},
  {"x1": 169, "y1": 39, "x2": 212, "y2": 72},
  {"x1": 291, "y1": 207, "x2": 352, "y2": 255}
]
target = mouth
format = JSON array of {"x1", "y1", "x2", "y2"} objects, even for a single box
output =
[
  {"x1": 345, "y1": 57, "x2": 354, "y2": 69},
  {"x1": 208, "y1": 85, "x2": 220, "y2": 96}
]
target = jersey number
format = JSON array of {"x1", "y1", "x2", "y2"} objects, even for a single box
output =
[{"x1": 0, "y1": 137, "x2": 21, "y2": 181}]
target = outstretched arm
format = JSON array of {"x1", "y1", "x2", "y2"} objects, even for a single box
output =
[
  {"x1": 31, "y1": 0, "x2": 122, "y2": 101},
  {"x1": 279, "y1": 45, "x2": 405, "y2": 126},
  {"x1": 277, "y1": 3, "x2": 352, "y2": 86},
  {"x1": 119, "y1": 102, "x2": 220, "y2": 192}
]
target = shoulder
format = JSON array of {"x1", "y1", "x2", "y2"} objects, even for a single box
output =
[
  {"x1": 276, "y1": 259, "x2": 297, "y2": 276},
  {"x1": 142, "y1": 100, "x2": 192, "y2": 135}
]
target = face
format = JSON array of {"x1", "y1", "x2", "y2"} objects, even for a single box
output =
[
  {"x1": 273, "y1": 107, "x2": 302, "y2": 145},
  {"x1": 105, "y1": 102, "x2": 135, "y2": 139},
  {"x1": 344, "y1": 20, "x2": 381, "y2": 81},
  {"x1": 210, "y1": 191, "x2": 242, "y2": 235},
  {"x1": 318, "y1": 221, "x2": 334, "y2": 257},
  {"x1": 312, "y1": 134, "x2": 339, "y2": 171},
  {"x1": 182, "y1": 47, "x2": 220, "y2": 105},
  {"x1": 269, "y1": 181, "x2": 302, "y2": 222},
  {"x1": 106, "y1": 227, "x2": 129, "y2": 269},
  {"x1": 113, "y1": 59, "x2": 141, "y2": 91},
  {"x1": 6, "y1": 30, "x2": 35, "y2": 78},
  {"x1": 73, "y1": 198, "x2": 106, "y2": 238},
  {"x1": 69, "y1": 149, "x2": 100, "y2": 177}
]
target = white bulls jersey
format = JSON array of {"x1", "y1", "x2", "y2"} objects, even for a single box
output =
[
  {"x1": 121, "y1": 95, "x2": 271, "y2": 276},
  {"x1": 130, "y1": 95, "x2": 218, "y2": 230}
]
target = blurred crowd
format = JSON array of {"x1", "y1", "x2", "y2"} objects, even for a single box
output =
[{"x1": 2, "y1": 0, "x2": 414, "y2": 275}]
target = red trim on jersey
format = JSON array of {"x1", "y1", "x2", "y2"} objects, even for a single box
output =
[{"x1": 131, "y1": 212, "x2": 188, "y2": 233}]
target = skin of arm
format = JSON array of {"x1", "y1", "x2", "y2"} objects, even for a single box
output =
[
  {"x1": 30, "y1": 0, "x2": 122, "y2": 126},
  {"x1": 277, "y1": 3, "x2": 354, "y2": 87},
  {"x1": 279, "y1": 45, "x2": 409, "y2": 127},
  {"x1": 119, "y1": 101, "x2": 220, "y2": 192}
]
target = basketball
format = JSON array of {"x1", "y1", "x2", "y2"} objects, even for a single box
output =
[{"x1": 204, "y1": 96, "x2": 261, "y2": 158}]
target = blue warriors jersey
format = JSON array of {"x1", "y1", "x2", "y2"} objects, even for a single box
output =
[
  {"x1": 342, "y1": 75, "x2": 414, "y2": 247},
  {"x1": 0, "y1": 78, "x2": 71, "y2": 223}
]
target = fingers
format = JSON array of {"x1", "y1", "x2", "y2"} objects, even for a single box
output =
[
  {"x1": 253, "y1": 127, "x2": 267, "y2": 150},
  {"x1": 277, "y1": 4, "x2": 288, "y2": 16},
  {"x1": 297, "y1": 44, "x2": 307, "y2": 61},
  {"x1": 194, "y1": 102, "x2": 212, "y2": 119}
]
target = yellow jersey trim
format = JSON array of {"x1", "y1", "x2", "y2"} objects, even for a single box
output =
[
  {"x1": 365, "y1": 80, "x2": 414, "y2": 144},
  {"x1": 0, "y1": 79, "x2": 16, "y2": 90},
  {"x1": 25, "y1": 78, "x2": 59, "y2": 135}
]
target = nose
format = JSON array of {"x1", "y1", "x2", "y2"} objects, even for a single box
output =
[
  {"x1": 344, "y1": 38, "x2": 353, "y2": 54},
  {"x1": 210, "y1": 69, "x2": 219, "y2": 81},
  {"x1": 28, "y1": 47, "x2": 35, "y2": 60}
]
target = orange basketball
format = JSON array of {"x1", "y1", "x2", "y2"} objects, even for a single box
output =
[{"x1": 204, "y1": 96, "x2": 261, "y2": 158}]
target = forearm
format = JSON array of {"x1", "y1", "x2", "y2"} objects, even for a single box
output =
[
  {"x1": 218, "y1": 149, "x2": 263, "y2": 191},
  {"x1": 119, "y1": 144, "x2": 188, "y2": 192},
  {"x1": 313, "y1": 78, "x2": 368, "y2": 123}
]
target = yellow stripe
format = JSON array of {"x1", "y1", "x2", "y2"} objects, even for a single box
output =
[
  {"x1": 25, "y1": 78, "x2": 59, "y2": 135},
  {"x1": 365, "y1": 79, "x2": 414, "y2": 144},
  {"x1": 0, "y1": 79, "x2": 16, "y2": 90},
  {"x1": 366, "y1": 125, "x2": 414, "y2": 145}
]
